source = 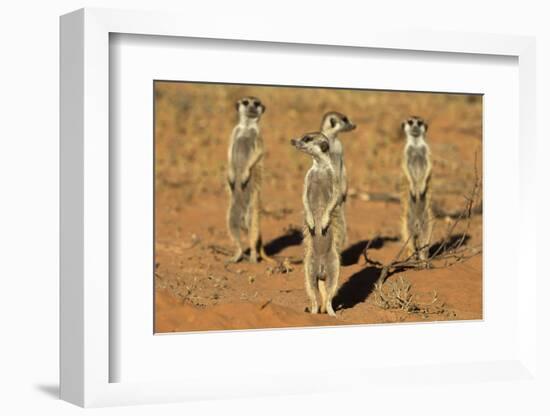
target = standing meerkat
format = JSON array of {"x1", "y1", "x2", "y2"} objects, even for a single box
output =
[
  {"x1": 226, "y1": 96, "x2": 273, "y2": 264},
  {"x1": 401, "y1": 116, "x2": 433, "y2": 261},
  {"x1": 291, "y1": 132, "x2": 343, "y2": 316},
  {"x1": 320, "y1": 112, "x2": 356, "y2": 250}
]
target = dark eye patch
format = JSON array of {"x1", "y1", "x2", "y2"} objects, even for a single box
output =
[
  {"x1": 342, "y1": 116, "x2": 349, "y2": 123},
  {"x1": 242, "y1": 99, "x2": 249, "y2": 106},
  {"x1": 303, "y1": 135, "x2": 313, "y2": 143},
  {"x1": 417, "y1": 120, "x2": 424, "y2": 126},
  {"x1": 253, "y1": 100, "x2": 260, "y2": 107},
  {"x1": 407, "y1": 119, "x2": 414, "y2": 126},
  {"x1": 330, "y1": 117, "x2": 337, "y2": 128}
]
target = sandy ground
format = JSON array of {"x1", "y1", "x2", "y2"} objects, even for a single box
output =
[{"x1": 154, "y1": 82, "x2": 483, "y2": 333}]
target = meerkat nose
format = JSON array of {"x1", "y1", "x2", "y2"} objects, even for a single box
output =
[{"x1": 290, "y1": 139, "x2": 298, "y2": 146}]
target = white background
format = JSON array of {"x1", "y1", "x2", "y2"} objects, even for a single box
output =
[
  {"x1": 1, "y1": 0, "x2": 548, "y2": 415},
  {"x1": 112, "y1": 35, "x2": 519, "y2": 383}
]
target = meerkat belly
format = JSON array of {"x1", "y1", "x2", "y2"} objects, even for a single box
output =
[
  {"x1": 406, "y1": 146, "x2": 428, "y2": 184},
  {"x1": 406, "y1": 185, "x2": 431, "y2": 240},
  {"x1": 307, "y1": 172, "x2": 334, "y2": 254},
  {"x1": 408, "y1": 193, "x2": 430, "y2": 219},
  {"x1": 231, "y1": 133, "x2": 259, "y2": 210},
  {"x1": 232, "y1": 134, "x2": 255, "y2": 178}
]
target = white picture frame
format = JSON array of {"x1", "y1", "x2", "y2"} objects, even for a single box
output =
[{"x1": 60, "y1": 7, "x2": 539, "y2": 408}]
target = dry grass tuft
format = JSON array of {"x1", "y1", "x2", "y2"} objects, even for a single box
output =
[{"x1": 371, "y1": 276, "x2": 454, "y2": 317}]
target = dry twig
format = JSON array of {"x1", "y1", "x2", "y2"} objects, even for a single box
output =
[{"x1": 371, "y1": 276, "x2": 452, "y2": 316}]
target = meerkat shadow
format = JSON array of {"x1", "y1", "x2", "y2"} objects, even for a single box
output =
[
  {"x1": 340, "y1": 236, "x2": 399, "y2": 266},
  {"x1": 333, "y1": 266, "x2": 383, "y2": 311},
  {"x1": 264, "y1": 227, "x2": 303, "y2": 256},
  {"x1": 428, "y1": 234, "x2": 471, "y2": 257}
]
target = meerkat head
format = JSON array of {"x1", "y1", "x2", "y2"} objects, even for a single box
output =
[
  {"x1": 321, "y1": 111, "x2": 356, "y2": 135},
  {"x1": 290, "y1": 132, "x2": 331, "y2": 160},
  {"x1": 402, "y1": 116, "x2": 428, "y2": 139},
  {"x1": 235, "y1": 96, "x2": 266, "y2": 121}
]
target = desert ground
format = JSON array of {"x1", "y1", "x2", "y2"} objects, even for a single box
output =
[{"x1": 154, "y1": 82, "x2": 483, "y2": 333}]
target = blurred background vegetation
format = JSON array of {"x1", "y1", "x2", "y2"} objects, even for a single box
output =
[{"x1": 155, "y1": 81, "x2": 482, "y2": 213}]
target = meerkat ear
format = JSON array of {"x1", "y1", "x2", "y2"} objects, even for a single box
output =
[
  {"x1": 261, "y1": 104, "x2": 266, "y2": 113},
  {"x1": 401, "y1": 121, "x2": 405, "y2": 131},
  {"x1": 235, "y1": 101, "x2": 240, "y2": 111},
  {"x1": 330, "y1": 117, "x2": 337, "y2": 128},
  {"x1": 424, "y1": 122, "x2": 429, "y2": 132},
  {"x1": 319, "y1": 141, "x2": 330, "y2": 153}
]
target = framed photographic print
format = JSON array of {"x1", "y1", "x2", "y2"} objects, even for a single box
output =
[
  {"x1": 60, "y1": 7, "x2": 539, "y2": 408},
  {"x1": 153, "y1": 80, "x2": 483, "y2": 333}
]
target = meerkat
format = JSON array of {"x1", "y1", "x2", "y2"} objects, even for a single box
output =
[
  {"x1": 291, "y1": 132, "x2": 343, "y2": 316},
  {"x1": 320, "y1": 111, "x2": 356, "y2": 250},
  {"x1": 401, "y1": 116, "x2": 433, "y2": 261},
  {"x1": 226, "y1": 96, "x2": 273, "y2": 264}
]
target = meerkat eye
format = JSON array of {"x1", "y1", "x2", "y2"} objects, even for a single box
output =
[
  {"x1": 253, "y1": 100, "x2": 260, "y2": 107},
  {"x1": 319, "y1": 141, "x2": 329, "y2": 153},
  {"x1": 303, "y1": 135, "x2": 313, "y2": 143},
  {"x1": 407, "y1": 119, "x2": 414, "y2": 126},
  {"x1": 242, "y1": 99, "x2": 249, "y2": 106},
  {"x1": 417, "y1": 120, "x2": 424, "y2": 126},
  {"x1": 342, "y1": 116, "x2": 349, "y2": 123}
]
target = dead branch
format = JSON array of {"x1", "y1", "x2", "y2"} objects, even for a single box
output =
[{"x1": 371, "y1": 276, "x2": 452, "y2": 316}]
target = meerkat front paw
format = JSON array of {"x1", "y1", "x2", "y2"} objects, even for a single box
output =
[
  {"x1": 321, "y1": 215, "x2": 331, "y2": 235},
  {"x1": 305, "y1": 216, "x2": 315, "y2": 235},
  {"x1": 419, "y1": 186, "x2": 428, "y2": 201},
  {"x1": 227, "y1": 171, "x2": 236, "y2": 190},
  {"x1": 240, "y1": 171, "x2": 250, "y2": 189}
]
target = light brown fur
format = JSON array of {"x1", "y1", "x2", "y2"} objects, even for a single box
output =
[
  {"x1": 292, "y1": 132, "x2": 342, "y2": 316},
  {"x1": 302, "y1": 206, "x2": 344, "y2": 314},
  {"x1": 320, "y1": 112, "x2": 356, "y2": 252},
  {"x1": 226, "y1": 96, "x2": 274, "y2": 264},
  {"x1": 401, "y1": 176, "x2": 433, "y2": 260},
  {"x1": 401, "y1": 116, "x2": 433, "y2": 261}
]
